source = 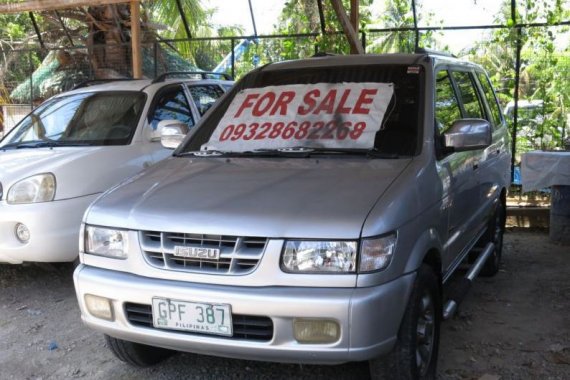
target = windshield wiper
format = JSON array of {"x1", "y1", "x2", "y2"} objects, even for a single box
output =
[
  {"x1": 1, "y1": 140, "x2": 92, "y2": 150},
  {"x1": 255, "y1": 147, "x2": 401, "y2": 158},
  {"x1": 176, "y1": 147, "x2": 402, "y2": 159}
]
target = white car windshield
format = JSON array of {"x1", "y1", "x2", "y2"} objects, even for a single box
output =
[
  {"x1": 181, "y1": 64, "x2": 423, "y2": 158},
  {"x1": 0, "y1": 91, "x2": 146, "y2": 149}
]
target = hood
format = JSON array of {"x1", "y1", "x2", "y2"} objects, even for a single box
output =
[
  {"x1": 0, "y1": 146, "x2": 150, "y2": 200},
  {"x1": 87, "y1": 156, "x2": 412, "y2": 239}
]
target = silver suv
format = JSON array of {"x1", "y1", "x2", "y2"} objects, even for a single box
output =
[{"x1": 74, "y1": 52, "x2": 511, "y2": 379}]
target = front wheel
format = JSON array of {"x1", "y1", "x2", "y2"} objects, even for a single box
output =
[
  {"x1": 369, "y1": 264, "x2": 441, "y2": 380},
  {"x1": 480, "y1": 200, "x2": 506, "y2": 277},
  {"x1": 105, "y1": 335, "x2": 175, "y2": 367}
]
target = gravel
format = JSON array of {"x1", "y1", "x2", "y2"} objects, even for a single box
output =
[{"x1": 1, "y1": 230, "x2": 569, "y2": 379}]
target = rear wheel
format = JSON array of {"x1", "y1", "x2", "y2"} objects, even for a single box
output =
[
  {"x1": 369, "y1": 264, "x2": 441, "y2": 380},
  {"x1": 480, "y1": 200, "x2": 506, "y2": 277},
  {"x1": 105, "y1": 335, "x2": 175, "y2": 367}
]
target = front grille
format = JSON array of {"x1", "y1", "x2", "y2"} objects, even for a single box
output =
[
  {"x1": 124, "y1": 303, "x2": 274, "y2": 342},
  {"x1": 140, "y1": 231, "x2": 267, "y2": 275}
]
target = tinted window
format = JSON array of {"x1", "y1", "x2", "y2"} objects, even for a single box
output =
[
  {"x1": 476, "y1": 72, "x2": 503, "y2": 129},
  {"x1": 149, "y1": 86, "x2": 194, "y2": 130},
  {"x1": 435, "y1": 70, "x2": 462, "y2": 133},
  {"x1": 0, "y1": 92, "x2": 145, "y2": 147},
  {"x1": 452, "y1": 71, "x2": 485, "y2": 119},
  {"x1": 188, "y1": 85, "x2": 224, "y2": 116},
  {"x1": 183, "y1": 64, "x2": 423, "y2": 157}
]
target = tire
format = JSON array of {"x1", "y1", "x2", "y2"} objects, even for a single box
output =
[
  {"x1": 479, "y1": 200, "x2": 506, "y2": 277},
  {"x1": 105, "y1": 335, "x2": 175, "y2": 367},
  {"x1": 369, "y1": 264, "x2": 441, "y2": 380}
]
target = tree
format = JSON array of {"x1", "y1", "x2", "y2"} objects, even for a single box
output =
[
  {"x1": 4, "y1": 2, "x2": 213, "y2": 103},
  {"x1": 468, "y1": 0, "x2": 570, "y2": 155}
]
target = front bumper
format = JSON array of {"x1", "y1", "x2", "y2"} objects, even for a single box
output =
[
  {"x1": 0, "y1": 194, "x2": 99, "y2": 264},
  {"x1": 74, "y1": 265, "x2": 415, "y2": 364}
]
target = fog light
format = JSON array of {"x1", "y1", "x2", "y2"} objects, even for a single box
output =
[
  {"x1": 85, "y1": 294, "x2": 114, "y2": 321},
  {"x1": 15, "y1": 223, "x2": 30, "y2": 243},
  {"x1": 293, "y1": 318, "x2": 340, "y2": 344}
]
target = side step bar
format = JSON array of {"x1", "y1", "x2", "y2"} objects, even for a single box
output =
[{"x1": 443, "y1": 242, "x2": 495, "y2": 320}]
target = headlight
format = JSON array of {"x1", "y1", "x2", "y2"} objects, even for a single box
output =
[
  {"x1": 359, "y1": 233, "x2": 397, "y2": 272},
  {"x1": 7, "y1": 173, "x2": 56, "y2": 204},
  {"x1": 85, "y1": 225, "x2": 129, "y2": 259},
  {"x1": 281, "y1": 240, "x2": 357, "y2": 273}
]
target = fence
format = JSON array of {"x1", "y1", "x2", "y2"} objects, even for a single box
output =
[{"x1": 0, "y1": 21, "x2": 568, "y2": 165}]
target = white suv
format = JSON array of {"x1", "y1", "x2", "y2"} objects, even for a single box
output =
[{"x1": 0, "y1": 72, "x2": 233, "y2": 264}]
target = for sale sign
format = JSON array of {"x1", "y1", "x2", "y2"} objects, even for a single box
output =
[{"x1": 202, "y1": 82, "x2": 394, "y2": 152}]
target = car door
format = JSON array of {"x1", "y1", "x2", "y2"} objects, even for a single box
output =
[
  {"x1": 474, "y1": 71, "x2": 511, "y2": 212},
  {"x1": 146, "y1": 84, "x2": 197, "y2": 164},
  {"x1": 450, "y1": 69, "x2": 493, "y2": 235},
  {"x1": 434, "y1": 68, "x2": 480, "y2": 270}
]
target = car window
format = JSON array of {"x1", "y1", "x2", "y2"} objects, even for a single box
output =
[
  {"x1": 435, "y1": 70, "x2": 462, "y2": 133},
  {"x1": 0, "y1": 92, "x2": 145, "y2": 148},
  {"x1": 476, "y1": 72, "x2": 503, "y2": 129},
  {"x1": 187, "y1": 85, "x2": 224, "y2": 116},
  {"x1": 452, "y1": 71, "x2": 485, "y2": 119},
  {"x1": 148, "y1": 86, "x2": 194, "y2": 130}
]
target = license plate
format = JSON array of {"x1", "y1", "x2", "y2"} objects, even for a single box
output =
[{"x1": 152, "y1": 298, "x2": 233, "y2": 337}]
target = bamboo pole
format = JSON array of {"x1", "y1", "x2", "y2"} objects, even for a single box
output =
[{"x1": 130, "y1": 0, "x2": 142, "y2": 79}]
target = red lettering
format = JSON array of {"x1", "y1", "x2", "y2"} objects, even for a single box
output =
[
  {"x1": 252, "y1": 92, "x2": 276, "y2": 117},
  {"x1": 234, "y1": 93, "x2": 259, "y2": 117},
  {"x1": 335, "y1": 89, "x2": 351, "y2": 114},
  {"x1": 269, "y1": 91, "x2": 296, "y2": 116},
  {"x1": 353, "y1": 89, "x2": 378, "y2": 115},
  {"x1": 312, "y1": 89, "x2": 336, "y2": 115},
  {"x1": 297, "y1": 89, "x2": 320, "y2": 115}
]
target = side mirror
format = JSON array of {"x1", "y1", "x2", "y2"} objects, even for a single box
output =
[
  {"x1": 443, "y1": 119, "x2": 492, "y2": 152},
  {"x1": 159, "y1": 121, "x2": 189, "y2": 149},
  {"x1": 148, "y1": 120, "x2": 187, "y2": 142}
]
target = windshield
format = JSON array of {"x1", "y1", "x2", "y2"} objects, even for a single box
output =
[
  {"x1": 0, "y1": 91, "x2": 146, "y2": 149},
  {"x1": 181, "y1": 64, "x2": 423, "y2": 157}
]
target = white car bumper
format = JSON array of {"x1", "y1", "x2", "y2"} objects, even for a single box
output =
[{"x1": 0, "y1": 194, "x2": 99, "y2": 263}]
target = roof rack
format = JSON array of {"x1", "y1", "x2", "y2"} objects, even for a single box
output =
[
  {"x1": 72, "y1": 78, "x2": 142, "y2": 90},
  {"x1": 151, "y1": 71, "x2": 233, "y2": 84},
  {"x1": 415, "y1": 48, "x2": 457, "y2": 58}
]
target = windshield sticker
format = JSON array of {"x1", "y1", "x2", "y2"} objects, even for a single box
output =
[{"x1": 202, "y1": 82, "x2": 394, "y2": 152}]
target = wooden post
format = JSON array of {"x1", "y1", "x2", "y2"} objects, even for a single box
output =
[
  {"x1": 329, "y1": 0, "x2": 363, "y2": 54},
  {"x1": 350, "y1": 0, "x2": 359, "y2": 54},
  {"x1": 350, "y1": 0, "x2": 359, "y2": 45},
  {"x1": 130, "y1": 0, "x2": 142, "y2": 79}
]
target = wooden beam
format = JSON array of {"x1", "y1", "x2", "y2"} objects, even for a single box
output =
[
  {"x1": 350, "y1": 0, "x2": 359, "y2": 34},
  {"x1": 130, "y1": 0, "x2": 142, "y2": 78},
  {"x1": 329, "y1": 0, "x2": 363, "y2": 54},
  {"x1": 0, "y1": 0, "x2": 131, "y2": 14},
  {"x1": 350, "y1": 0, "x2": 359, "y2": 54}
]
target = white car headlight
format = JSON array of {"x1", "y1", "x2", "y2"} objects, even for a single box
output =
[
  {"x1": 359, "y1": 233, "x2": 397, "y2": 272},
  {"x1": 281, "y1": 240, "x2": 357, "y2": 273},
  {"x1": 85, "y1": 225, "x2": 129, "y2": 259},
  {"x1": 7, "y1": 173, "x2": 56, "y2": 204}
]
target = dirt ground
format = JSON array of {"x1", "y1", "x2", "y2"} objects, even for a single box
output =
[{"x1": 1, "y1": 230, "x2": 569, "y2": 380}]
